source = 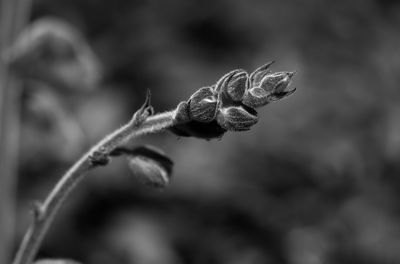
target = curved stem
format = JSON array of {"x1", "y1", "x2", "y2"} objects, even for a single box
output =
[{"x1": 12, "y1": 109, "x2": 176, "y2": 264}]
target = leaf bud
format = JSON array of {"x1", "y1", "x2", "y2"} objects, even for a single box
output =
[{"x1": 126, "y1": 145, "x2": 173, "y2": 188}]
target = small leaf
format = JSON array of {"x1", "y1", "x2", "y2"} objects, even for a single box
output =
[
  {"x1": 131, "y1": 90, "x2": 153, "y2": 126},
  {"x1": 126, "y1": 145, "x2": 173, "y2": 188}
]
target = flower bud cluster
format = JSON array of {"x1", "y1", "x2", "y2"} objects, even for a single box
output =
[{"x1": 170, "y1": 62, "x2": 296, "y2": 139}]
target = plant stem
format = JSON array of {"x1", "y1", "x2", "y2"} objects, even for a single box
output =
[
  {"x1": 0, "y1": 0, "x2": 31, "y2": 263},
  {"x1": 12, "y1": 109, "x2": 176, "y2": 264}
]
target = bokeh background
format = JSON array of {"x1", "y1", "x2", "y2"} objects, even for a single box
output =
[{"x1": 3, "y1": 0, "x2": 400, "y2": 263}]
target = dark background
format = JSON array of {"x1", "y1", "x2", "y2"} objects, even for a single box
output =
[{"x1": 9, "y1": 0, "x2": 400, "y2": 263}]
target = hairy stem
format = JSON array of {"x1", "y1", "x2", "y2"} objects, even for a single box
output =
[{"x1": 12, "y1": 109, "x2": 176, "y2": 264}]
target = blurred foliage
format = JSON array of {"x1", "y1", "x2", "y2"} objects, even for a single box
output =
[{"x1": 11, "y1": 0, "x2": 400, "y2": 263}]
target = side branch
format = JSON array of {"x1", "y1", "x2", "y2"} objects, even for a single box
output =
[{"x1": 12, "y1": 101, "x2": 176, "y2": 264}]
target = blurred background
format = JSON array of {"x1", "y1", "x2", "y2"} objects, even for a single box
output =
[{"x1": 1, "y1": 0, "x2": 400, "y2": 263}]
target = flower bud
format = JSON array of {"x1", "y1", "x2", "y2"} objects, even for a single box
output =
[
  {"x1": 265, "y1": 72, "x2": 296, "y2": 101},
  {"x1": 188, "y1": 86, "x2": 219, "y2": 122},
  {"x1": 216, "y1": 106, "x2": 258, "y2": 131},
  {"x1": 127, "y1": 145, "x2": 173, "y2": 188},
  {"x1": 259, "y1": 71, "x2": 294, "y2": 93},
  {"x1": 173, "y1": 101, "x2": 191, "y2": 123},
  {"x1": 225, "y1": 70, "x2": 248, "y2": 102},
  {"x1": 214, "y1": 70, "x2": 240, "y2": 93},
  {"x1": 249, "y1": 61, "x2": 275, "y2": 87},
  {"x1": 242, "y1": 87, "x2": 269, "y2": 108},
  {"x1": 274, "y1": 72, "x2": 295, "y2": 92},
  {"x1": 268, "y1": 87, "x2": 297, "y2": 101}
]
